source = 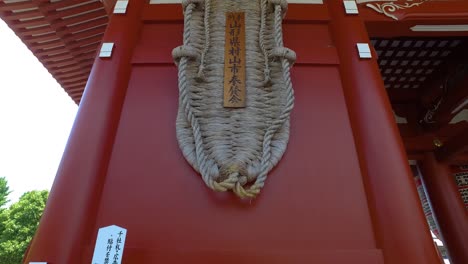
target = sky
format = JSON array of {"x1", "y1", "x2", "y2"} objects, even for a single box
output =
[{"x1": 0, "y1": 20, "x2": 78, "y2": 204}]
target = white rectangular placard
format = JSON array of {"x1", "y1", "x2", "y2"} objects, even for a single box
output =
[{"x1": 91, "y1": 225, "x2": 127, "y2": 264}]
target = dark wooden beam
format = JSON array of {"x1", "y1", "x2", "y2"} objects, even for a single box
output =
[
  {"x1": 436, "y1": 126, "x2": 468, "y2": 161},
  {"x1": 404, "y1": 135, "x2": 438, "y2": 154},
  {"x1": 386, "y1": 89, "x2": 420, "y2": 104},
  {"x1": 435, "y1": 76, "x2": 468, "y2": 125},
  {"x1": 417, "y1": 42, "x2": 468, "y2": 130},
  {"x1": 449, "y1": 153, "x2": 468, "y2": 165}
]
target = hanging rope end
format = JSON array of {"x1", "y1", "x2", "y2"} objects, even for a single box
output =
[{"x1": 196, "y1": 64, "x2": 207, "y2": 81}]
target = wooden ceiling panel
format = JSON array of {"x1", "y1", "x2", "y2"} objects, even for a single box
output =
[{"x1": 372, "y1": 37, "x2": 467, "y2": 91}]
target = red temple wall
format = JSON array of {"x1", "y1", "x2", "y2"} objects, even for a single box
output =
[
  {"x1": 24, "y1": 3, "x2": 446, "y2": 264},
  {"x1": 90, "y1": 21, "x2": 381, "y2": 262}
]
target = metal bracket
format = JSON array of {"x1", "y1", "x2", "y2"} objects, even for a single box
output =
[
  {"x1": 356, "y1": 43, "x2": 372, "y2": 59},
  {"x1": 344, "y1": 1, "x2": 359, "y2": 14},
  {"x1": 114, "y1": 0, "x2": 129, "y2": 14},
  {"x1": 99, "y1": 43, "x2": 114, "y2": 58}
]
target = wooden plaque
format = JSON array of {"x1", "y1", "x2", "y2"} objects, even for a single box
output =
[{"x1": 223, "y1": 12, "x2": 246, "y2": 108}]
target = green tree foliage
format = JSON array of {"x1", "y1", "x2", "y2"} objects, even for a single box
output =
[
  {"x1": 0, "y1": 177, "x2": 11, "y2": 209},
  {"x1": 0, "y1": 188, "x2": 48, "y2": 263},
  {"x1": 0, "y1": 177, "x2": 12, "y2": 238}
]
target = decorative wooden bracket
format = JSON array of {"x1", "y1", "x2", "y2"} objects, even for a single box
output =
[{"x1": 356, "y1": 0, "x2": 430, "y2": 20}]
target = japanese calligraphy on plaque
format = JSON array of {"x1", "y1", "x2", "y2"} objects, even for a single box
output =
[
  {"x1": 91, "y1": 225, "x2": 127, "y2": 264},
  {"x1": 223, "y1": 12, "x2": 246, "y2": 108}
]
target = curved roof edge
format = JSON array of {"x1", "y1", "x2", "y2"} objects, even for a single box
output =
[{"x1": 0, "y1": 0, "x2": 109, "y2": 104}]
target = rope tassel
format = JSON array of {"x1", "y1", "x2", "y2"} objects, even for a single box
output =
[{"x1": 172, "y1": 0, "x2": 296, "y2": 199}]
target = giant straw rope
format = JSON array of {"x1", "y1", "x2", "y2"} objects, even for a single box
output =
[{"x1": 172, "y1": 0, "x2": 296, "y2": 198}]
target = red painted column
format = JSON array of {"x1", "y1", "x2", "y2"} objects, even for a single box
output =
[
  {"x1": 419, "y1": 153, "x2": 468, "y2": 264},
  {"x1": 327, "y1": 2, "x2": 441, "y2": 264},
  {"x1": 102, "y1": 0, "x2": 118, "y2": 14},
  {"x1": 24, "y1": 2, "x2": 144, "y2": 263}
]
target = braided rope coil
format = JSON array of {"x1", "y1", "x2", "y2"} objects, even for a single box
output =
[{"x1": 172, "y1": 0, "x2": 295, "y2": 199}]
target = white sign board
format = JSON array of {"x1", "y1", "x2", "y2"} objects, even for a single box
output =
[{"x1": 91, "y1": 225, "x2": 127, "y2": 264}]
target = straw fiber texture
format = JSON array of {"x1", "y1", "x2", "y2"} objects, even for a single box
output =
[{"x1": 172, "y1": 0, "x2": 296, "y2": 198}]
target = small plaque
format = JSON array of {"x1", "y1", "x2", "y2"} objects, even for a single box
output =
[
  {"x1": 91, "y1": 225, "x2": 127, "y2": 264},
  {"x1": 223, "y1": 12, "x2": 246, "y2": 108}
]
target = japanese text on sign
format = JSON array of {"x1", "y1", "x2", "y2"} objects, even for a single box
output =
[
  {"x1": 223, "y1": 12, "x2": 246, "y2": 108},
  {"x1": 92, "y1": 225, "x2": 127, "y2": 264}
]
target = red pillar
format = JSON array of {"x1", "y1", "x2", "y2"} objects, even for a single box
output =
[
  {"x1": 419, "y1": 153, "x2": 468, "y2": 264},
  {"x1": 24, "y1": 2, "x2": 144, "y2": 263},
  {"x1": 327, "y1": 2, "x2": 441, "y2": 264},
  {"x1": 102, "y1": 0, "x2": 118, "y2": 14}
]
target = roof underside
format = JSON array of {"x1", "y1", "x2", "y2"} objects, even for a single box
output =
[
  {"x1": 1, "y1": 1, "x2": 466, "y2": 108},
  {"x1": 1, "y1": 1, "x2": 467, "y2": 160},
  {"x1": 372, "y1": 37, "x2": 467, "y2": 90},
  {"x1": 0, "y1": 0, "x2": 108, "y2": 104}
]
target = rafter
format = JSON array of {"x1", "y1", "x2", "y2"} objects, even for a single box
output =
[{"x1": 418, "y1": 47, "x2": 468, "y2": 131}]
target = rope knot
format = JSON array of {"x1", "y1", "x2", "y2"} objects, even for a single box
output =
[
  {"x1": 219, "y1": 164, "x2": 248, "y2": 184},
  {"x1": 239, "y1": 176, "x2": 248, "y2": 185},
  {"x1": 172, "y1": 45, "x2": 199, "y2": 65},
  {"x1": 210, "y1": 166, "x2": 242, "y2": 193},
  {"x1": 270, "y1": 47, "x2": 296, "y2": 64},
  {"x1": 233, "y1": 183, "x2": 261, "y2": 199}
]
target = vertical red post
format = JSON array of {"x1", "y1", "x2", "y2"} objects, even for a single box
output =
[
  {"x1": 327, "y1": 2, "x2": 441, "y2": 264},
  {"x1": 419, "y1": 153, "x2": 468, "y2": 264},
  {"x1": 102, "y1": 0, "x2": 118, "y2": 14},
  {"x1": 24, "y1": 1, "x2": 144, "y2": 263}
]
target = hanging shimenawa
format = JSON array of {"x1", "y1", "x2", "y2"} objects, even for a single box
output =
[{"x1": 172, "y1": 0, "x2": 296, "y2": 198}]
